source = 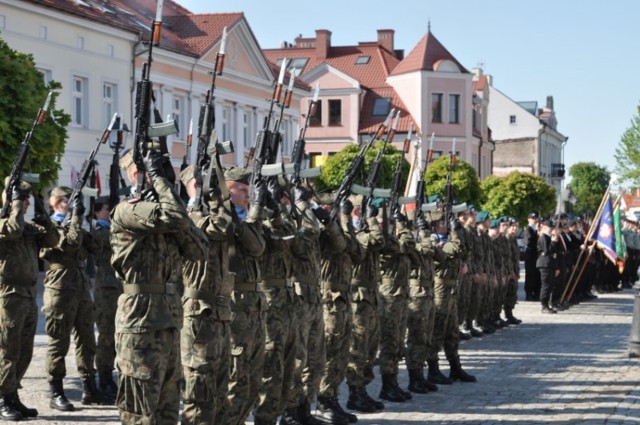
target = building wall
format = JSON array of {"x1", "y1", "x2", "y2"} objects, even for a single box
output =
[{"x1": 493, "y1": 139, "x2": 536, "y2": 176}]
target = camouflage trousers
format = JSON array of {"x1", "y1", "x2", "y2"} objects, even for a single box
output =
[
  {"x1": 319, "y1": 289, "x2": 352, "y2": 399},
  {"x1": 427, "y1": 278, "x2": 459, "y2": 361},
  {"x1": 457, "y1": 274, "x2": 472, "y2": 326},
  {"x1": 466, "y1": 277, "x2": 482, "y2": 324},
  {"x1": 0, "y1": 295, "x2": 37, "y2": 394},
  {"x1": 254, "y1": 286, "x2": 298, "y2": 422},
  {"x1": 181, "y1": 313, "x2": 230, "y2": 425},
  {"x1": 95, "y1": 286, "x2": 122, "y2": 373},
  {"x1": 42, "y1": 286, "x2": 96, "y2": 381},
  {"x1": 223, "y1": 290, "x2": 265, "y2": 425},
  {"x1": 479, "y1": 275, "x2": 496, "y2": 323},
  {"x1": 288, "y1": 295, "x2": 325, "y2": 408},
  {"x1": 115, "y1": 328, "x2": 181, "y2": 425},
  {"x1": 378, "y1": 282, "x2": 409, "y2": 376},
  {"x1": 346, "y1": 287, "x2": 379, "y2": 388},
  {"x1": 405, "y1": 283, "x2": 435, "y2": 371},
  {"x1": 503, "y1": 277, "x2": 519, "y2": 312},
  {"x1": 493, "y1": 274, "x2": 507, "y2": 317}
]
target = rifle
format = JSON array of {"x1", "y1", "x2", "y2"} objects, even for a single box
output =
[
  {"x1": 193, "y1": 28, "x2": 237, "y2": 212},
  {"x1": 388, "y1": 130, "x2": 411, "y2": 235},
  {"x1": 109, "y1": 117, "x2": 129, "y2": 208},
  {"x1": 290, "y1": 83, "x2": 319, "y2": 188},
  {"x1": 1, "y1": 91, "x2": 53, "y2": 218},
  {"x1": 413, "y1": 131, "x2": 434, "y2": 224},
  {"x1": 68, "y1": 113, "x2": 118, "y2": 218},
  {"x1": 329, "y1": 108, "x2": 396, "y2": 221},
  {"x1": 444, "y1": 138, "x2": 457, "y2": 232}
]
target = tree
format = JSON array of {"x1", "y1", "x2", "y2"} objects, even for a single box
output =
[
  {"x1": 481, "y1": 171, "x2": 556, "y2": 223},
  {"x1": 568, "y1": 162, "x2": 610, "y2": 216},
  {"x1": 317, "y1": 140, "x2": 410, "y2": 192},
  {"x1": 423, "y1": 155, "x2": 482, "y2": 207},
  {"x1": 614, "y1": 103, "x2": 640, "y2": 185},
  {"x1": 0, "y1": 36, "x2": 69, "y2": 191}
]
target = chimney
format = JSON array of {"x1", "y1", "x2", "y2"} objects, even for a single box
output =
[
  {"x1": 546, "y1": 95, "x2": 554, "y2": 111},
  {"x1": 377, "y1": 29, "x2": 394, "y2": 52},
  {"x1": 315, "y1": 29, "x2": 331, "y2": 59},
  {"x1": 471, "y1": 67, "x2": 483, "y2": 81}
]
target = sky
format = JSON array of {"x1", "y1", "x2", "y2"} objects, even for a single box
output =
[{"x1": 179, "y1": 0, "x2": 640, "y2": 180}]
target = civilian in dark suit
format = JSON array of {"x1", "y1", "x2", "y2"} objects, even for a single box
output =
[
  {"x1": 523, "y1": 213, "x2": 540, "y2": 300},
  {"x1": 536, "y1": 219, "x2": 560, "y2": 313}
]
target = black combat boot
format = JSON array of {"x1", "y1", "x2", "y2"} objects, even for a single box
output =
[
  {"x1": 504, "y1": 309, "x2": 522, "y2": 325},
  {"x1": 407, "y1": 369, "x2": 429, "y2": 394},
  {"x1": 466, "y1": 319, "x2": 485, "y2": 337},
  {"x1": 49, "y1": 380, "x2": 74, "y2": 412},
  {"x1": 98, "y1": 370, "x2": 118, "y2": 398},
  {"x1": 329, "y1": 397, "x2": 357, "y2": 423},
  {"x1": 315, "y1": 396, "x2": 349, "y2": 425},
  {"x1": 346, "y1": 386, "x2": 375, "y2": 413},
  {"x1": 448, "y1": 356, "x2": 477, "y2": 383},
  {"x1": 478, "y1": 319, "x2": 496, "y2": 334},
  {"x1": 81, "y1": 373, "x2": 114, "y2": 405},
  {"x1": 393, "y1": 374, "x2": 412, "y2": 400},
  {"x1": 0, "y1": 394, "x2": 22, "y2": 421},
  {"x1": 10, "y1": 392, "x2": 37, "y2": 418},
  {"x1": 458, "y1": 326, "x2": 472, "y2": 340},
  {"x1": 297, "y1": 399, "x2": 324, "y2": 425},
  {"x1": 378, "y1": 374, "x2": 405, "y2": 402},
  {"x1": 359, "y1": 386, "x2": 384, "y2": 410},
  {"x1": 280, "y1": 407, "x2": 304, "y2": 425},
  {"x1": 426, "y1": 359, "x2": 453, "y2": 385}
]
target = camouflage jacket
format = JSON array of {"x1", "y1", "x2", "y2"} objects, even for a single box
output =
[
  {"x1": 110, "y1": 178, "x2": 206, "y2": 333},
  {"x1": 182, "y1": 204, "x2": 233, "y2": 320},
  {"x1": 320, "y1": 213, "x2": 362, "y2": 294},
  {"x1": 93, "y1": 222, "x2": 121, "y2": 291},
  {"x1": 0, "y1": 200, "x2": 59, "y2": 297},
  {"x1": 228, "y1": 206, "x2": 266, "y2": 286},
  {"x1": 409, "y1": 229, "x2": 440, "y2": 297},
  {"x1": 478, "y1": 228, "x2": 494, "y2": 276},
  {"x1": 507, "y1": 233, "x2": 520, "y2": 275},
  {"x1": 380, "y1": 225, "x2": 418, "y2": 294},
  {"x1": 291, "y1": 201, "x2": 321, "y2": 303},
  {"x1": 260, "y1": 209, "x2": 295, "y2": 284},
  {"x1": 430, "y1": 231, "x2": 462, "y2": 281},
  {"x1": 351, "y1": 216, "x2": 385, "y2": 290}
]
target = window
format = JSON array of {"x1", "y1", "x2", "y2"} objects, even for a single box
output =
[
  {"x1": 0, "y1": 15, "x2": 6, "y2": 29},
  {"x1": 37, "y1": 68, "x2": 52, "y2": 85},
  {"x1": 310, "y1": 100, "x2": 322, "y2": 126},
  {"x1": 172, "y1": 96, "x2": 185, "y2": 138},
  {"x1": 222, "y1": 105, "x2": 232, "y2": 141},
  {"x1": 243, "y1": 110, "x2": 252, "y2": 149},
  {"x1": 103, "y1": 82, "x2": 117, "y2": 127},
  {"x1": 372, "y1": 97, "x2": 390, "y2": 116},
  {"x1": 355, "y1": 55, "x2": 370, "y2": 65},
  {"x1": 509, "y1": 115, "x2": 516, "y2": 124},
  {"x1": 276, "y1": 58, "x2": 308, "y2": 76},
  {"x1": 328, "y1": 99, "x2": 342, "y2": 126},
  {"x1": 448, "y1": 94, "x2": 460, "y2": 124},
  {"x1": 77, "y1": 36, "x2": 85, "y2": 50},
  {"x1": 107, "y1": 44, "x2": 114, "y2": 57},
  {"x1": 72, "y1": 76, "x2": 88, "y2": 127},
  {"x1": 281, "y1": 120, "x2": 291, "y2": 156},
  {"x1": 431, "y1": 93, "x2": 443, "y2": 123},
  {"x1": 39, "y1": 25, "x2": 48, "y2": 40}
]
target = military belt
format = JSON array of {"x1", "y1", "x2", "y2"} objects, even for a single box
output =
[
  {"x1": 183, "y1": 287, "x2": 216, "y2": 305},
  {"x1": 321, "y1": 281, "x2": 348, "y2": 292},
  {"x1": 261, "y1": 278, "x2": 290, "y2": 288},
  {"x1": 122, "y1": 283, "x2": 177, "y2": 295},
  {"x1": 234, "y1": 281, "x2": 259, "y2": 292},
  {"x1": 48, "y1": 262, "x2": 84, "y2": 270}
]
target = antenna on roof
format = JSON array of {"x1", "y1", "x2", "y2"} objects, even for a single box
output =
[{"x1": 427, "y1": 19, "x2": 431, "y2": 33}]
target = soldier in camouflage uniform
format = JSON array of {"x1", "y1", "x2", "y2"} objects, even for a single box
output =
[
  {"x1": 179, "y1": 165, "x2": 233, "y2": 425},
  {"x1": 461, "y1": 207, "x2": 484, "y2": 337},
  {"x1": 378, "y1": 212, "x2": 417, "y2": 403},
  {"x1": 455, "y1": 207, "x2": 474, "y2": 340},
  {"x1": 0, "y1": 179, "x2": 59, "y2": 421},
  {"x1": 92, "y1": 196, "x2": 122, "y2": 397},
  {"x1": 253, "y1": 181, "x2": 298, "y2": 425},
  {"x1": 488, "y1": 218, "x2": 507, "y2": 328},
  {"x1": 317, "y1": 199, "x2": 364, "y2": 424},
  {"x1": 405, "y1": 216, "x2": 439, "y2": 395},
  {"x1": 41, "y1": 186, "x2": 110, "y2": 411},
  {"x1": 504, "y1": 218, "x2": 522, "y2": 325},
  {"x1": 110, "y1": 150, "x2": 206, "y2": 424},
  {"x1": 346, "y1": 203, "x2": 385, "y2": 412},
  {"x1": 221, "y1": 167, "x2": 266, "y2": 425},
  {"x1": 426, "y1": 216, "x2": 476, "y2": 384},
  {"x1": 476, "y1": 213, "x2": 496, "y2": 334}
]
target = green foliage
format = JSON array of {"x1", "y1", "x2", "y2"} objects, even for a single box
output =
[
  {"x1": 423, "y1": 155, "x2": 482, "y2": 206},
  {"x1": 568, "y1": 162, "x2": 610, "y2": 216},
  {"x1": 480, "y1": 171, "x2": 556, "y2": 223},
  {"x1": 615, "y1": 103, "x2": 640, "y2": 185},
  {"x1": 0, "y1": 36, "x2": 69, "y2": 191},
  {"x1": 317, "y1": 140, "x2": 410, "y2": 192}
]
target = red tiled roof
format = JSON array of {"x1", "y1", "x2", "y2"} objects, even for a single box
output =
[
  {"x1": 164, "y1": 12, "x2": 243, "y2": 57},
  {"x1": 390, "y1": 31, "x2": 468, "y2": 76},
  {"x1": 473, "y1": 75, "x2": 487, "y2": 92},
  {"x1": 622, "y1": 194, "x2": 640, "y2": 209},
  {"x1": 359, "y1": 87, "x2": 416, "y2": 135}
]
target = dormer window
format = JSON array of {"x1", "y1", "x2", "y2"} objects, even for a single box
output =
[
  {"x1": 372, "y1": 97, "x2": 391, "y2": 116},
  {"x1": 355, "y1": 55, "x2": 370, "y2": 65}
]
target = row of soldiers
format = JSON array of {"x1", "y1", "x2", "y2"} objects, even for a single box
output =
[{"x1": 0, "y1": 146, "x2": 525, "y2": 425}]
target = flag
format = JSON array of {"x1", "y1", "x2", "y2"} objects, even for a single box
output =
[
  {"x1": 591, "y1": 192, "x2": 618, "y2": 266},
  {"x1": 613, "y1": 198, "x2": 626, "y2": 272}
]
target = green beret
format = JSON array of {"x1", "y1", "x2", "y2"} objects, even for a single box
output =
[
  {"x1": 180, "y1": 164, "x2": 197, "y2": 188},
  {"x1": 468, "y1": 204, "x2": 477, "y2": 213},
  {"x1": 3, "y1": 177, "x2": 31, "y2": 193},
  {"x1": 427, "y1": 194, "x2": 441, "y2": 203},
  {"x1": 499, "y1": 216, "x2": 509, "y2": 223},
  {"x1": 119, "y1": 149, "x2": 134, "y2": 171},
  {"x1": 490, "y1": 219, "x2": 500, "y2": 229},
  {"x1": 224, "y1": 167, "x2": 251, "y2": 185},
  {"x1": 477, "y1": 211, "x2": 490, "y2": 222},
  {"x1": 371, "y1": 197, "x2": 386, "y2": 209},
  {"x1": 50, "y1": 186, "x2": 73, "y2": 198}
]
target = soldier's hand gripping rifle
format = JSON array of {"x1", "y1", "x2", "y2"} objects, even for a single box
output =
[
  {"x1": 1, "y1": 91, "x2": 53, "y2": 218},
  {"x1": 444, "y1": 138, "x2": 457, "y2": 233},
  {"x1": 67, "y1": 114, "x2": 119, "y2": 219},
  {"x1": 328, "y1": 108, "x2": 396, "y2": 221},
  {"x1": 194, "y1": 27, "x2": 235, "y2": 212}
]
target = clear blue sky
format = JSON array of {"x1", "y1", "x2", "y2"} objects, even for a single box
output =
[{"x1": 179, "y1": 0, "x2": 640, "y2": 179}]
